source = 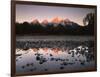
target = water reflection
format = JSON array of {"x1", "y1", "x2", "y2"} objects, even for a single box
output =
[{"x1": 16, "y1": 45, "x2": 95, "y2": 74}]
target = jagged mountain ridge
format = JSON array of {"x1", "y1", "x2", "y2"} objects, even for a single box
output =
[
  {"x1": 31, "y1": 17, "x2": 81, "y2": 27},
  {"x1": 16, "y1": 17, "x2": 93, "y2": 35}
]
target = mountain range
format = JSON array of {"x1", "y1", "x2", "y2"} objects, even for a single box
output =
[
  {"x1": 31, "y1": 17, "x2": 81, "y2": 27},
  {"x1": 16, "y1": 17, "x2": 94, "y2": 35}
]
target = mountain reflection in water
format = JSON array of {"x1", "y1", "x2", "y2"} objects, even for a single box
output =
[{"x1": 16, "y1": 45, "x2": 95, "y2": 74}]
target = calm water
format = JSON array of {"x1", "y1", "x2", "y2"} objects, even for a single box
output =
[
  {"x1": 16, "y1": 35, "x2": 94, "y2": 41},
  {"x1": 16, "y1": 36, "x2": 95, "y2": 74}
]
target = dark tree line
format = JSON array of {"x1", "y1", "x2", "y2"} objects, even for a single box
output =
[
  {"x1": 16, "y1": 13, "x2": 95, "y2": 36},
  {"x1": 83, "y1": 13, "x2": 95, "y2": 35}
]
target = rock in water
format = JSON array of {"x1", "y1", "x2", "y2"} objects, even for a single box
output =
[
  {"x1": 36, "y1": 56, "x2": 41, "y2": 61},
  {"x1": 60, "y1": 67, "x2": 64, "y2": 69}
]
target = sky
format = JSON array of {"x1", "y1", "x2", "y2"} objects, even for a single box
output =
[{"x1": 16, "y1": 4, "x2": 95, "y2": 26}]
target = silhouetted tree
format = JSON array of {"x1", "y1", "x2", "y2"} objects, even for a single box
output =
[
  {"x1": 83, "y1": 13, "x2": 95, "y2": 35},
  {"x1": 83, "y1": 13, "x2": 94, "y2": 26}
]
